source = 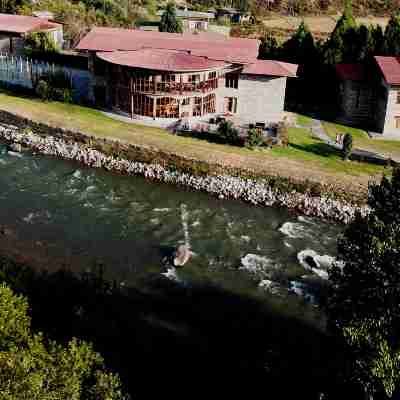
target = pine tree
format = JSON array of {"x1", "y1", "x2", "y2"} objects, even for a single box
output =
[
  {"x1": 328, "y1": 169, "x2": 400, "y2": 398},
  {"x1": 159, "y1": 2, "x2": 183, "y2": 33},
  {"x1": 323, "y1": 0, "x2": 357, "y2": 64},
  {"x1": 384, "y1": 13, "x2": 400, "y2": 56},
  {"x1": 258, "y1": 29, "x2": 280, "y2": 59}
]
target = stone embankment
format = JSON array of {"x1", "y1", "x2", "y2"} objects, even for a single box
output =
[{"x1": 0, "y1": 123, "x2": 369, "y2": 224}]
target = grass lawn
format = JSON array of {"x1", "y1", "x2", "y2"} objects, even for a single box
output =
[
  {"x1": 0, "y1": 90, "x2": 387, "y2": 194},
  {"x1": 296, "y1": 113, "x2": 314, "y2": 126},
  {"x1": 322, "y1": 121, "x2": 400, "y2": 161}
]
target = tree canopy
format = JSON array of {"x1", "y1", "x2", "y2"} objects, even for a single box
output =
[
  {"x1": 0, "y1": 284, "x2": 127, "y2": 399},
  {"x1": 159, "y1": 2, "x2": 183, "y2": 33},
  {"x1": 328, "y1": 169, "x2": 400, "y2": 398}
]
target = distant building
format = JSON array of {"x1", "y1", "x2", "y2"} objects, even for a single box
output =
[
  {"x1": 156, "y1": 9, "x2": 215, "y2": 32},
  {"x1": 0, "y1": 13, "x2": 63, "y2": 55},
  {"x1": 76, "y1": 27, "x2": 297, "y2": 127},
  {"x1": 336, "y1": 57, "x2": 400, "y2": 136},
  {"x1": 216, "y1": 8, "x2": 255, "y2": 24}
]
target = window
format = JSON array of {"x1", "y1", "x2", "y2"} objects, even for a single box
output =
[
  {"x1": 188, "y1": 74, "x2": 201, "y2": 83},
  {"x1": 208, "y1": 71, "x2": 217, "y2": 80},
  {"x1": 162, "y1": 74, "x2": 175, "y2": 82},
  {"x1": 182, "y1": 98, "x2": 190, "y2": 106},
  {"x1": 224, "y1": 97, "x2": 237, "y2": 113},
  {"x1": 155, "y1": 97, "x2": 179, "y2": 118},
  {"x1": 193, "y1": 97, "x2": 202, "y2": 116},
  {"x1": 225, "y1": 73, "x2": 238, "y2": 89},
  {"x1": 203, "y1": 94, "x2": 216, "y2": 115},
  {"x1": 397, "y1": 90, "x2": 400, "y2": 104},
  {"x1": 396, "y1": 116, "x2": 400, "y2": 129}
]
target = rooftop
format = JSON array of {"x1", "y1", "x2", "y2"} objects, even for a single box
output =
[
  {"x1": 242, "y1": 60, "x2": 298, "y2": 78},
  {"x1": 156, "y1": 9, "x2": 215, "y2": 19},
  {"x1": 97, "y1": 48, "x2": 227, "y2": 72},
  {"x1": 0, "y1": 13, "x2": 61, "y2": 35},
  {"x1": 335, "y1": 64, "x2": 366, "y2": 81},
  {"x1": 76, "y1": 27, "x2": 259, "y2": 64},
  {"x1": 375, "y1": 56, "x2": 400, "y2": 85}
]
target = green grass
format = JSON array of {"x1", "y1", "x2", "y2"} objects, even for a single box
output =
[
  {"x1": 272, "y1": 127, "x2": 384, "y2": 176},
  {"x1": 296, "y1": 113, "x2": 314, "y2": 126},
  {"x1": 322, "y1": 121, "x2": 400, "y2": 160},
  {"x1": 0, "y1": 90, "x2": 387, "y2": 193}
]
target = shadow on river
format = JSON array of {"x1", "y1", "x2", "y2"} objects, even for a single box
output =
[{"x1": 0, "y1": 255, "x2": 347, "y2": 399}]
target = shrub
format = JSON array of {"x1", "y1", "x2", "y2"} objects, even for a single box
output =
[
  {"x1": 276, "y1": 121, "x2": 289, "y2": 147},
  {"x1": 25, "y1": 32, "x2": 58, "y2": 55},
  {"x1": 245, "y1": 128, "x2": 264, "y2": 149},
  {"x1": 217, "y1": 120, "x2": 241, "y2": 145},
  {"x1": 35, "y1": 79, "x2": 50, "y2": 101},
  {"x1": 343, "y1": 133, "x2": 353, "y2": 160}
]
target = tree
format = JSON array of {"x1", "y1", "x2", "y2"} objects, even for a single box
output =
[
  {"x1": 342, "y1": 133, "x2": 353, "y2": 160},
  {"x1": 0, "y1": 284, "x2": 127, "y2": 399},
  {"x1": 384, "y1": 13, "x2": 400, "y2": 56},
  {"x1": 258, "y1": 29, "x2": 280, "y2": 60},
  {"x1": 159, "y1": 2, "x2": 183, "y2": 33},
  {"x1": 25, "y1": 31, "x2": 59, "y2": 54},
  {"x1": 328, "y1": 168, "x2": 400, "y2": 398},
  {"x1": 323, "y1": 0, "x2": 357, "y2": 64},
  {"x1": 281, "y1": 21, "x2": 317, "y2": 66}
]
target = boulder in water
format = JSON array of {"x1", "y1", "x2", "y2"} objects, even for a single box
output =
[
  {"x1": 173, "y1": 244, "x2": 191, "y2": 267},
  {"x1": 8, "y1": 143, "x2": 23, "y2": 153}
]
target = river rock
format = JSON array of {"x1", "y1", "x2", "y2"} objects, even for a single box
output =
[
  {"x1": 8, "y1": 143, "x2": 22, "y2": 152},
  {"x1": 173, "y1": 244, "x2": 191, "y2": 267}
]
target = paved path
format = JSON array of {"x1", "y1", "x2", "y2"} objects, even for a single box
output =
[{"x1": 299, "y1": 118, "x2": 390, "y2": 164}]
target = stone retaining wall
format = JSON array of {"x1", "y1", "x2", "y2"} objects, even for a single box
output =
[{"x1": 0, "y1": 117, "x2": 370, "y2": 224}]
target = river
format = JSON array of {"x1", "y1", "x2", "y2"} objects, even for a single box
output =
[
  {"x1": 0, "y1": 141, "x2": 341, "y2": 321},
  {"x1": 0, "y1": 142, "x2": 345, "y2": 397}
]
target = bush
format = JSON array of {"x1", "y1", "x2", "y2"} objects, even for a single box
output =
[
  {"x1": 276, "y1": 121, "x2": 289, "y2": 147},
  {"x1": 35, "y1": 72, "x2": 73, "y2": 103},
  {"x1": 343, "y1": 133, "x2": 353, "y2": 160},
  {"x1": 24, "y1": 32, "x2": 58, "y2": 55},
  {"x1": 35, "y1": 79, "x2": 50, "y2": 101},
  {"x1": 217, "y1": 120, "x2": 241, "y2": 145},
  {"x1": 245, "y1": 128, "x2": 264, "y2": 149}
]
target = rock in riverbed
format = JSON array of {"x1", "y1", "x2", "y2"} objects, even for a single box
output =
[{"x1": 173, "y1": 244, "x2": 191, "y2": 267}]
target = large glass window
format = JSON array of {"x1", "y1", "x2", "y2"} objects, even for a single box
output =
[{"x1": 225, "y1": 73, "x2": 238, "y2": 89}]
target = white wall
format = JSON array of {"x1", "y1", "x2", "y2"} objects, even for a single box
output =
[{"x1": 216, "y1": 74, "x2": 287, "y2": 124}]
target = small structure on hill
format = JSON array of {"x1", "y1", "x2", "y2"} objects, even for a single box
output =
[
  {"x1": 0, "y1": 13, "x2": 63, "y2": 55},
  {"x1": 336, "y1": 57, "x2": 400, "y2": 137},
  {"x1": 156, "y1": 8, "x2": 215, "y2": 32},
  {"x1": 76, "y1": 27, "x2": 297, "y2": 128},
  {"x1": 216, "y1": 7, "x2": 255, "y2": 24}
]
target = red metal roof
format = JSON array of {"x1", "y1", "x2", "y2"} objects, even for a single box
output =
[
  {"x1": 76, "y1": 27, "x2": 259, "y2": 64},
  {"x1": 335, "y1": 64, "x2": 365, "y2": 81},
  {"x1": 97, "y1": 49, "x2": 227, "y2": 72},
  {"x1": 0, "y1": 13, "x2": 61, "y2": 34},
  {"x1": 374, "y1": 56, "x2": 400, "y2": 85},
  {"x1": 242, "y1": 60, "x2": 298, "y2": 78}
]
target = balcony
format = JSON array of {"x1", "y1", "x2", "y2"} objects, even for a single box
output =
[{"x1": 131, "y1": 77, "x2": 219, "y2": 95}]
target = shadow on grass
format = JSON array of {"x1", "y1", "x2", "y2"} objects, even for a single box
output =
[
  {"x1": 290, "y1": 141, "x2": 343, "y2": 159},
  {"x1": 0, "y1": 255, "x2": 352, "y2": 399}
]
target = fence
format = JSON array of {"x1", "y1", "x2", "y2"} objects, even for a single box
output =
[{"x1": 0, "y1": 53, "x2": 94, "y2": 103}]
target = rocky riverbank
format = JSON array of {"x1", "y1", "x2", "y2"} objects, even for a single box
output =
[{"x1": 0, "y1": 122, "x2": 369, "y2": 224}]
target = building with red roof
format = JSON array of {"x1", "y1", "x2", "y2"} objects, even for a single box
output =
[
  {"x1": 76, "y1": 27, "x2": 297, "y2": 126},
  {"x1": 0, "y1": 13, "x2": 63, "y2": 55},
  {"x1": 336, "y1": 57, "x2": 400, "y2": 135}
]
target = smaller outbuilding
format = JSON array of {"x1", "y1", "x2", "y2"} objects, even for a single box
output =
[
  {"x1": 0, "y1": 13, "x2": 63, "y2": 55},
  {"x1": 157, "y1": 8, "x2": 215, "y2": 32},
  {"x1": 336, "y1": 57, "x2": 400, "y2": 137}
]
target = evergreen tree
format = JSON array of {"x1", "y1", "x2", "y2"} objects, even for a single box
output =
[
  {"x1": 384, "y1": 13, "x2": 400, "y2": 56},
  {"x1": 281, "y1": 21, "x2": 317, "y2": 65},
  {"x1": 323, "y1": 0, "x2": 357, "y2": 64},
  {"x1": 258, "y1": 29, "x2": 280, "y2": 60},
  {"x1": 159, "y1": 2, "x2": 183, "y2": 33},
  {"x1": 328, "y1": 169, "x2": 400, "y2": 398}
]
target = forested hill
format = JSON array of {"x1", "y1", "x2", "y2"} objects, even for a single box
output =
[{"x1": 186, "y1": 0, "x2": 398, "y2": 17}]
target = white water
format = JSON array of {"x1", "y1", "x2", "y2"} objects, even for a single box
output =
[{"x1": 297, "y1": 249, "x2": 335, "y2": 280}]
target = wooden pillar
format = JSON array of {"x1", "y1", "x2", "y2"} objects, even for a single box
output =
[
  {"x1": 130, "y1": 78, "x2": 134, "y2": 119},
  {"x1": 153, "y1": 97, "x2": 156, "y2": 119}
]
